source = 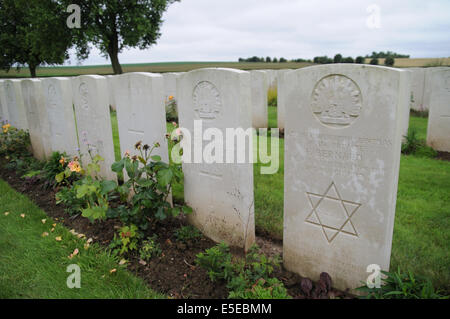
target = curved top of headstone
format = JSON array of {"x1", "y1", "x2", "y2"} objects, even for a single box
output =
[{"x1": 115, "y1": 72, "x2": 163, "y2": 79}]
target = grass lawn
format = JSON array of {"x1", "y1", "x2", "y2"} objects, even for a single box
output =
[
  {"x1": 0, "y1": 179, "x2": 163, "y2": 298},
  {"x1": 111, "y1": 107, "x2": 449, "y2": 291}
]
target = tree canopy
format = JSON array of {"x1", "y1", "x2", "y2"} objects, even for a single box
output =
[
  {"x1": 0, "y1": 0, "x2": 72, "y2": 77},
  {"x1": 66, "y1": 0, "x2": 179, "y2": 74}
]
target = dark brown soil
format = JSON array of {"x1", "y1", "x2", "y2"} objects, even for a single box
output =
[
  {"x1": 0, "y1": 163, "x2": 353, "y2": 299},
  {"x1": 437, "y1": 151, "x2": 450, "y2": 162}
]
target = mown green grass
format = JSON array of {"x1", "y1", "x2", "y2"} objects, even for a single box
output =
[{"x1": 0, "y1": 179, "x2": 163, "y2": 299}]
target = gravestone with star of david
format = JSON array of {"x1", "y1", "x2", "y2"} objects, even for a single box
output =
[{"x1": 282, "y1": 64, "x2": 410, "y2": 292}]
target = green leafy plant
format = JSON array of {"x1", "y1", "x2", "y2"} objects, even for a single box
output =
[
  {"x1": 357, "y1": 268, "x2": 448, "y2": 299},
  {"x1": 139, "y1": 235, "x2": 162, "y2": 261},
  {"x1": 0, "y1": 123, "x2": 31, "y2": 159},
  {"x1": 174, "y1": 225, "x2": 203, "y2": 243},
  {"x1": 165, "y1": 96, "x2": 178, "y2": 122},
  {"x1": 110, "y1": 140, "x2": 192, "y2": 230},
  {"x1": 196, "y1": 243, "x2": 290, "y2": 299},
  {"x1": 109, "y1": 224, "x2": 140, "y2": 256},
  {"x1": 228, "y1": 278, "x2": 290, "y2": 299},
  {"x1": 55, "y1": 184, "x2": 85, "y2": 215},
  {"x1": 402, "y1": 128, "x2": 437, "y2": 158},
  {"x1": 196, "y1": 242, "x2": 234, "y2": 282},
  {"x1": 43, "y1": 152, "x2": 80, "y2": 188},
  {"x1": 268, "y1": 87, "x2": 277, "y2": 107}
]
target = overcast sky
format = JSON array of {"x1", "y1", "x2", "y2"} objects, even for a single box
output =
[{"x1": 68, "y1": 0, "x2": 450, "y2": 66}]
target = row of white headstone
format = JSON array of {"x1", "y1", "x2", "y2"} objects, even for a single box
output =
[{"x1": 0, "y1": 65, "x2": 448, "y2": 293}]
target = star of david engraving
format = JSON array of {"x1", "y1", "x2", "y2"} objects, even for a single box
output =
[{"x1": 305, "y1": 182, "x2": 361, "y2": 243}]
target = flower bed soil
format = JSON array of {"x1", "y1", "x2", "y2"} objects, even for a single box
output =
[{"x1": 0, "y1": 163, "x2": 353, "y2": 299}]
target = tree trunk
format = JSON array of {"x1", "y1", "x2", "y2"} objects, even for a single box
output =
[
  {"x1": 29, "y1": 65, "x2": 37, "y2": 78},
  {"x1": 109, "y1": 50, "x2": 123, "y2": 74}
]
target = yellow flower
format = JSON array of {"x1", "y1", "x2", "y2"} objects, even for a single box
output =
[
  {"x1": 169, "y1": 95, "x2": 174, "y2": 100},
  {"x1": 2, "y1": 123, "x2": 10, "y2": 133},
  {"x1": 59, "y1": 157, "x2": 65, "y2": 166},
  {"x1": 68, "y1": 160, "x2": 81, "y2": 173}
]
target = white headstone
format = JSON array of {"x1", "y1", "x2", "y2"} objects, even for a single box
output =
[
  {"x1": 112, "y1": 72, "x2": 169, "y2": 167},
  {"x1": 105, "y1": 75, "x2": 117, "y2": 111},
  {"x1": 423, "y1": 67, "x2": 449, "y2": 112},
  {"x1": 41, "y1": 77, "x2": 79, "y2": 157},
  {"x1": 426, "y1": 68, "x2": 450, "y2": 152},
  {"x1": 2, "y1": 79, "x2": 28, "y2": 130},
  {"x1": 177, "y1": 68, "x2": 255, "y2": 250},
  {"x1": 282, "y1": 64, "x2": 410, "y2": 292},
  {"x1": 0, "y1": 80, "x2": 10, "y2": 123},
  {"x1": 276, "y1": 70, "x2": 292, "y2": 130},
  {"x1": 250, "y1": 70, "x2": 269, "y2": 128},
  {"x1": 21, "y1": 79, "x2": 52, "y2": 160},
  {"x1": 72, "y1": 75, "x2": 116, "y2": 180},
  {"x1": 409, "y1": 68, "x2": 426, "y2": 112}
]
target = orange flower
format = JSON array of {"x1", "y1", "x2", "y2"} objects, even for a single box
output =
[
  {"x1": 68, "y1": 160, "x2": 81, "y2": 173},
  {"x1": 59, "y1": 157, "x2": 65, "y2": 166},
  {"x1": 169, "y1": 95, "x2": 174, "y2": 100}
]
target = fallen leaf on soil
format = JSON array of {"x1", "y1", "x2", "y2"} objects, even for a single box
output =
[
  {"x1": 87, "y1": 238, "x2": 93, "y2": 244},
  {"x1": 4, "y1": 212, "x2": 9, "y2": 216},
  {"x1": 41, "y1": 219, "x2": 46, "y2": 224},
  {"x1": 83, "y1": 243, "x2": 90, "y2": 250},
  {"x1": 139, "y1": 259, "x2": 147, "y2": 266},
  {"x1": 51, "y1": 227, "x2": 55, "y2": 232},
  {"x1": 55, "y1": 236, "x2": 62, "y2": 241},
  {"x1": 20, "y1": 214, "x2": 25, "y2": 218},
  {"x1": 110, "y1": 268, "x2": 117, "y2": 274},
  {"x1": 52, "y1": 223, "x2": 56, "y2": 227},
  {"x1": 77, "y1": 233, "x2": 85, "y2": 239},
  {"x1": 41, "y1": 232, "x2": 49, "y2": 237}
]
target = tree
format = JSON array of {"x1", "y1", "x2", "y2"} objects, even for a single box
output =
[
  {"x1": 273, "y1": 57, "x2": 278, "y2": 63},
  {"x1": 333, "y1": 54, "x2": 342, "y2": 63},
  {"x1": 370, "y1": 57, "x2": 379, "y2": 65},
  {"x1": 279, "y1": 57, "x2": 287, "y2": 63},
  {"x1": 342, "y1": 57, "x2": 354, "y2": 63},
  {"x1": 355, "y1": 56, "x2": 364, "y2": 64},
  {"x1": 67, "y1": 0, "x2": 179, "y2": 74},
  {"x1": 0, "y1": 0, "x2": 72, "y2": 77},
  {"x1": 385, "y1": 56, "x2": 395, "y2": 67},
  {"x1": 266, "y1": 56, "x2": 271, "y2": 63}
]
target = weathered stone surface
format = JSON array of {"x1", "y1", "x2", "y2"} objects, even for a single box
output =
[
  {"x1": 72, "y1": 75, "x2": 116, "y2": 180},
  {"x1": 112, "y1": 72, "x2": 169, "y2": 168},
  {"x1": 283, "y1": 64, "x2": 410, "y2": 292},
  {"x1": 277, "y1": 70, "x2": 292, "y2": 130},
  {"x1": 409, "y1": 68, "x2": 426, "y2": 111},
  {"x1": 105, "y1": 75, "x2": 117, "y2": 111},
  {"x1": 21, "y1": 79, "x2": 52, "y2": 160},
  {"x1": 250, "y1": 70, "x2": 269, "y2": 128},
  {"x1": 426, "y1": 68, "x2": 450, "y2": 152},
  {"x1": 177, "y1": 68, "x2": 255, "y2": 250},
  {"x1": 0, "y1": 80, "x2": 10, "y2": 123},
  {"x1": 41, "y1": 77, "x2": 79, "y2": 157},
  {"x1": 2, "y1": 79, "x2": 28, "y2": 130}
]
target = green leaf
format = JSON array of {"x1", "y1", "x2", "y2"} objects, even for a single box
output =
[
  {"x1": 155, "y1": 207, "x2": 166, "y2": 220},
  {"x1": 111, "y1": 159, "x2": 125, "y2": 173},
  {"x1": 151, "y1": 155, "x2": 161, "y2": 162},
  {"x1": 55, "y1": 172, "x2": 65, "y2": 183},
  {"x1": 100, "y1": 180, "x2": 117, "y2": 194},
  {"x1": 157, "y1": 168, "x2": 173, "y2": 187},
  {"x1": 182, "y1": 206, "x2": 193, "y2": 215}
]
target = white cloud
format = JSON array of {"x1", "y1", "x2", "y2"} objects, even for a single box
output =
[{"x1": 69, "y1": 0, "x2": 450, "y2": 65}]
